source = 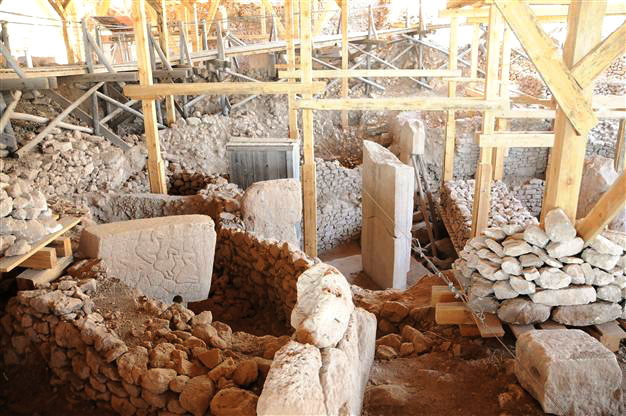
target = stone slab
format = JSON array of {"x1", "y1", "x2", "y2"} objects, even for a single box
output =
[
  {"x1": 515, "y1": 329, "x2": 623, "y2": 416},
  {"x1": 80, "y1": 215, "x2": 216, "y2": 304},
  {"x1": 361, "y1": 140, "x2": 414, "y2": 289}
]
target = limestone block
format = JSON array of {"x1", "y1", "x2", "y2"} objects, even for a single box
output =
[
  {"x1": 515, "y1": 329, "x2": 622, "y2": 415},
  {"x1": 544, "y1": 208, "x2": 576, "y2": 243},
  {"x1": 552, "y1": 302, "x2": 622, "y2": 326},
  {"x1": 537, "y1": 267, "x2": 571, "y2": 290},
  {"x1": 497, "y1": 297, "x2": 551, "y2": 324},
  {"x1": 530, "y1": 286, "x2": 596, "y2": 306},
  {"x1": 290, "y1": 263, "x2": 354, "y2": 348},
  {"x1": 546, "y1": 238, "x2": 584, "y2": 258},
  {"x1": 240, "y1": 179, "x2": 302, "y2": 248},
  {"x1": 80, "y1": 215, "x2": 216, "y2": 304},
  {"x1": 582, "y1": 248, "x2": 620, "y2": 271},
  {"x1": 398, "y1": 119, "x2": 425, "y2": 164},
  {"x1": 361, "y1": 141, "x2": 413, "y2": 289},
  {"x1": 256, "y1": 341, "x2": 327, "y2": 416}
]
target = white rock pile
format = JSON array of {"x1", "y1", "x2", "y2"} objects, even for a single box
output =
[
  {"x1": 454, "y1": 208, "x2": 626, "y2": 326},
  {"x1": 1, "y1": 174, "x2": 61, "y2": 256}
]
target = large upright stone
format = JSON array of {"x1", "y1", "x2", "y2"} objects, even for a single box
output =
[
  {"x1": 397, "y1": 119, "x2": 425, "y2": 164},
  {"x1": 80, "y1": 215, "x2": 216, "y2": 303},
  {"x1": 290, "y1": 263, "x2": 354, "y2": 349},
  {"x1": 361, "y1": 141, "x2": 413, "y2": 289},
  {"x1": 256, "y1": 341, "x2": 326, "y2": 416},
  {"x1": 544, "y1": 208, "x2": 576, "y2": 243},
  {"x1": 240, "y1": 179, "x2": 302, "y2": 248},
  {"x1": 515, "y1": 330, "x2": 622, "y2": 416}
]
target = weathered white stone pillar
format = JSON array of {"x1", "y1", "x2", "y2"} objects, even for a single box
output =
[{"x1": 361, "y1": 141, "x2": 414, "y2": 289}]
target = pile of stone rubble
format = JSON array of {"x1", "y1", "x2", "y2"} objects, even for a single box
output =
[
  {"x1": 440, "y1": 179, "x2": 537, "y2": 251},
  {"x1": 0, "y1": 175, "x2": 61, "y2": 256},
  {"x1": 454, "y1": 208, "x2": 626, "y2": 326}
]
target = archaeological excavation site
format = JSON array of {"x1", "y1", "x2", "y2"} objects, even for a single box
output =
[{"x1": 0, "y1": 0, "x2": 626, "y2": 415}]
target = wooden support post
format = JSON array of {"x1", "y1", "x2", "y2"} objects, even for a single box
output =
[
  {"x1": 50, "y1": 237, "x2": 72, "y2": 257},
  {"x1": 615, "y1": 119, "x2": 625, "y2": 172},
  {"x1": 301, "y1": 0, "x2": 317, "y2": 257},
  {"x1": 157, "y1": 0, "x2": 176, "y2": 126},
  {"x1": 146, "y1": 23, "x2": 163, "y2": 125},
  {"x1": 576, "y1": 171, "x2": 626, "y2": 242},
  {"x1": 443, "y1": 17, "x2": 458, "y2": 182},
  {"x1": 470, "y1": 23, "x2": 480, "y2": 79},
  {"x1": 0, "y1": 93, "x2": 17, "y2": 151},
  {"x1": 206, "y1": 0, "x2": 221, "y2": 34},
  {"x1": 260, "y1": 1, "x2": 267, "y2": 37},
  {"x1": 340, "y1": 0, "x2": 349, "y2": 129},
  {"x1": 540, "y1": 1, "x2": 606, "y2": 223},
  {"x1": 82, "y1": 20, "x2": 101, "y2": 136},
  {"x1": 0, "y1": 90, "x2": 21, "y2": 134},
  {"x1": 132, "y1": 0, "x2": 167, "y2": 194},
  {"x1": 470, "y1": 5, "x2": 503, "y2": 237},
  {"x1": 285, "y1": 0, "x2": 298, "y2": 139},
  {"x1": 201, "y1": 20, "x2": 208, "y2": 51},
  {"x1": 190, "y1": 1, "x2": 200, "y2": 53},
  {"x1": 492, "y1": 25, "x2": 511, "y2": 180}
]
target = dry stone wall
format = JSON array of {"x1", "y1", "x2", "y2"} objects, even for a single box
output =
[
  {"x1": 440, "y1": 179, "x2": 538, "y2": 252},
  {"x1": 0, "y1": 273, "x2": 291, "y2": 416},
  {"x1": 454, "y1": 210, "x2": 626, "y2": 326},
  {"x1": 510, "y1": 179, "x2": 545, "y2": 218},
  {"x1": 316, "y1": 159, "x2": 363, "y2": 253}
]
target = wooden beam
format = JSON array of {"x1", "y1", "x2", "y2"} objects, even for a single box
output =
[
  {"x1": 443, "y1": 16, "x2": 458, "y2": 182},
  {"x1": 0, "y1": 90, "x2": 21, "y2": 134},
  {"x1": 341, "y1": 0, "x2": 349, "y2": 129},
  {"x1": 124, "y1": 81, "x2": 326, "y2": 99},
  {"x1": 261, "y1": 0, "x2": 286, "y2": 36},
  {"x1": 435, "y1": 302, "x2": 474, "y2": 325},
  {"x1": 471, "y1": 4, "x2": 503, "y2": 237},
  {"x1": 50, "y1": 237, "x2": 72, "y2": 257},
  {"x1": 279, "y1": 69, "x2": 463, "y2": 78},
  {"x1": 11, "y1": 112, "x2": 92, "y2": 133},
  {"x1": 0, "y1": 77, "x2": 53, "y2": 91},
  {"x1": 576, "y1": 171, "x2": 626, "y2": 242},
  {"x1": 541, "y1": 1, "x2": 606, "y2": 223},
  {"x1": 0, "y1": 217, "x2": 79, "y2": 273},
  {"x1": 285, "y1": 0, "x2": 298, "y2": 139},
  {"x1": 571, "y1": 22, "x2": 626, "y2": 88},
  {"x1": 301, "y1": 0, "x2": 317, "y2": 257},
  {"x1": 20, "y1": 248, "x2": 58, "y2": 270},
  {"x1": 477, "y1": 133, "x2": 554, "y2": 148},
  {"x1": 297, "y1": 97, "x2": 507, "y2": 111},
  {"x1": 16, "y1": 82, "x2": 103, "y2": 157},
  {"x1": 494, "y1": 0, "x2": 597, "y2": 135},
  {"x1": 157, "y1": 0, "x2": 175, "y2": 126},
  {"x1": 95, "y1": 92, "x2": 166, "y2": 129},
  {"x1": 16, "y1": 256, "x2": 74, "y2": 291},
  {"x1": 492, "y1": 25, "x2": 512, "y2": 180},
  {"x1": 133, "y1": 0, "x2": 167, "y2": 194},
  {"x1": 615, "y1": 119, "x2": 625, "y2": 172},
  {"x1": 470, "y1": 23, "x2": 480, "y2": 79}
]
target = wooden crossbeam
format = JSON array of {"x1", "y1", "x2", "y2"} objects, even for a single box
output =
[
  {"x1": 16, "y1": 82, "x2": 103, "y2": 157},
  {"x1": 477, "y1": 133, "x2": 554, "y2": 148},
  {"x1": 50, "y1": 237, "x2": 72, "y2": 257},
  {"x1": 494, "y1": 0, "x2": 597, "y2": 135},
  {"x1": 16, "y1": 256, "x2": 73, "y2": 291},
  {"x1": 296, "y1": 97, "x2": 508, "y2": 111},
  {"x1": 124, "y1": 81, "x2": 326, "y2": 99},
  {"x1": 435, "y1": 302, "x2": 474, "y2": 325},
  {"x1": 20, "y1": 247, "x2": 57, "y2": 269},
  {"x1": 278, "y1": 69, "x2": 463, "y2": 79},
  {"x1": 571, "y1": 22, "x2": 626, "y2": 88},
  {"x1": 576, "y1": 171, "x2": 626, "y2": 241}
]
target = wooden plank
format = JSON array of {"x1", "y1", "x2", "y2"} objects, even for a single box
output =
[
  {"x1": 538, "y1": 320, "x2": 566, "y2": 330},
  {"x1": 0, "y1": 217, "x2": 80, "y2": 272},
  {"x1": 471, "y1": 4, "x2": 502, "y2": 237},
  {"x1": 494, "y1": 0, "x2": 597, "y2": 135},
  {"x1": 49, "y1": 237, "x2": 72, "y2": 257},
  {"x1": 0, "y1": 77, "x2": 52, "y2": 90},
  {"x1": 590, "y1": 321, "x2": 626, "y2": 353},
  {"x1": 435, "y1": 302, "x2": 474, "y2": 325},
  {"x1": 431, "y1": 285, "x2": 457, "y2": 306},
  {"x1": 443, "y1": 16, "x2": 458, "y2": 182},
  {"x1": 133, "y1": 0, "x2": 167, "y2": 194},
  {"x1": 492, "y1": 24, "x2": 512, "y2": 181},
  {"x1": 459, "y1": 324, "x2": 481, "y2": 337},
  {"x1": 16, "y1": 255, "x2": 74, "y2": 291},
  {"x1": 576, "y1": 171, "x2": 626, "y2": 241},
  {"x1": 296, "y1": 97, "x2": 507, "y2": 111},
  {"x1": 509, "y1": 324, "x2": 536, "y2": 338},
  {"x1": 20, "y1": 247, "x2": 58, "y2": 270},
  {"x1": 286, "y1": 0, "x2": 298, "y2": 139},
  {"x1": 615, "y1": 119, "x2": 625, "y2": 172},
  {"x1": 541, "y1": 1, "x2": 609, "y2": 224},
  {"x1": 477, "y1": 133, "x2": 554, "y2": 148},
  {"x1": 124, "y1": 81, "x2": 326, "y2": 99},
  {"x1": 16, "y1": 82, "x2": 103, "y2": 157},
  {"x1": 301, "y1": 0, "x2": 317, "y2": 257},
  {"x1": 341, "y1": 0, "x2": 348, "y2": 129},
  {"x1": 571, "y1": 22, "x2": 626, "y2": 88},
  {"x1": 472, "y1": 312, "x2": 505, "y2": 337},
  {"x1": 11, "y1": 112, "x2": 92, "y2": 133},
  {"x1": 279, "y1": 69, "x2": 463, "y2": 78}
]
